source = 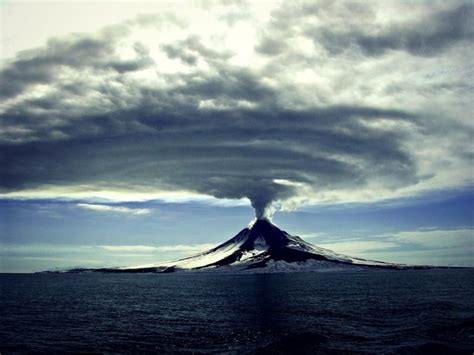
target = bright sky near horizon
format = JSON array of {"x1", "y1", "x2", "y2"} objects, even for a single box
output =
[{"x1": 0, "y1": 1, "x2": 472, "y2": 272}]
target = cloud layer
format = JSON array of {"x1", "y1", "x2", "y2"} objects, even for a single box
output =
[
  {"x1": 1, "y1": 1, "x2": 472, "y2": 217},
  {"x1": 316, "y1": 228, "x2": 473, "y2": 267},
  {"x1": 77, "y1": 203, "x2": 151, "y2": 215}
]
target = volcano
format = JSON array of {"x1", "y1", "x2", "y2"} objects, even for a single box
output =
[{"x1": 67, "y1": 219, "x2": 428, "y2": 274}]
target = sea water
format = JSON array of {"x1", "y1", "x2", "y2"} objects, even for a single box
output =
[{"x1": 1, "y1": 270, "x2": 473, "y2": 354}]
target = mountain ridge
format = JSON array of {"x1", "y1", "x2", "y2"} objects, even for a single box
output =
[{"x1": 57, "y1": 219, "x2": 436, "y2": 274}]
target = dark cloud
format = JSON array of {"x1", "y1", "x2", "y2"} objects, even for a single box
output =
[
  {"x1": 255, "y1": 37, "x2": 288, "y2": 56},
  {"x1": 345, "y1": 3, "x2": 473, "y2": 57},
  {"x1": 0, "y1": 2, "x2": 470, "y2": 217},
  {"x1": 258, "y1": 2, "x2": 473, "y2": 58},
  {"x1": 0, "y1": 29, "x2": 152, "y2": 99},
  {"x1": 161, "y1": 36, "x2": 232, "y2": 66},
  {"x1": 0, "y1": 64, "x2": 420, "y2": 217}
]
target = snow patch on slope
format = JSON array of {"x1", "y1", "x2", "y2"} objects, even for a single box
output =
[{"x1": 168, "y1": 238, "x2": 245, "y2": 269}]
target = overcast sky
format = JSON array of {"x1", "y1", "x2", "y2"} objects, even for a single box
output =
[{"x1": 1, "y1": 1, "x2": 472, "y2": 272}]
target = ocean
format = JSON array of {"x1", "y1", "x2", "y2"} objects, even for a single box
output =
[{"x1": 1, "y1": 270, "x2": 473, "y2": 354}]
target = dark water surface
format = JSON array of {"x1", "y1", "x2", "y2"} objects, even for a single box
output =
[{"x1": 1, "y1": 270, "x2": 473, "y2": 354}]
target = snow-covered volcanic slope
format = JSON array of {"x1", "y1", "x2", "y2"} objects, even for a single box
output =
[{"x1": 69, "y1": 219, "x2": 428, "y2": 274}]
